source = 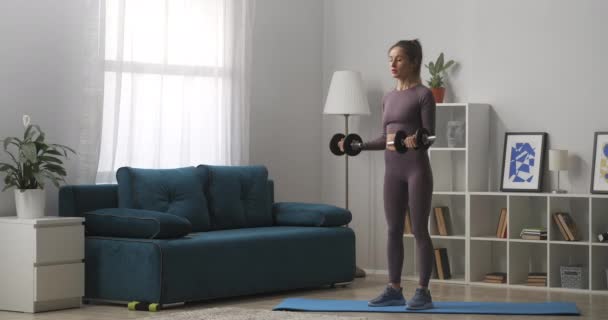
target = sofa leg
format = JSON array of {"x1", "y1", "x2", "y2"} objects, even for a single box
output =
[
  {"x1": 331, "y1": 281, "x2": 352, "y2": 288},
  {"x1": 162, "y1": 302, "x2": 186, "y2": 309}
]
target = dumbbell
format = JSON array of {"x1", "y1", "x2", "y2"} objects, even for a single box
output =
[
  {"x1": 329, "y1": 133, "x2": 363, "y2": 156},
  {"x1": 387, "y1": 128, "x2": 436, "y2": 153},
  {"x1": 128, "y1": 301, "x2": 161, "y2": 312}
]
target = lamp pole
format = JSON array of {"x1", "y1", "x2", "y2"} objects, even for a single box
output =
[
  {"x1": 344, "y1": 113, "x2": 366, "y2": 278},
  {"x1": 345, "y1": 114, "x2": 349, "y2": 211}
]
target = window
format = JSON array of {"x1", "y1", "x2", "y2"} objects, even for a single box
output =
[{"x1": 97, "y1": 0, "x2": 239, "y2": 183}]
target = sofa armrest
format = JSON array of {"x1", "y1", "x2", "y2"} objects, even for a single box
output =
[
  {"x1": 272, "y1": 202, "x2": 352, "y2": 227},
  {"x1": 84, "y1": 208, "x2": 192, "y2": 239},
  {"x1": 59, "y1": 184, "x2": 119, "y2": 217}
]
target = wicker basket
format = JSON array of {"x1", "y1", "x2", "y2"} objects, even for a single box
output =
[{"x1": 560, "y1": 265, "x2": 584, "y2": 289}]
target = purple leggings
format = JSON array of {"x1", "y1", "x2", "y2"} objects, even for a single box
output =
[{"x1": 384, "y1": 149, "x2": 434, "y2": 287}]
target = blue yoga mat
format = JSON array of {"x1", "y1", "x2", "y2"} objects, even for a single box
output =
[{"x1": 273, "y1": 298, "x2": 580, "y2": 315}]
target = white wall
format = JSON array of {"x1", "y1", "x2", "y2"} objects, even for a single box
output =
[
  {"x1": 250, "y1": 0, "x2": 323, "y2": 203},
  {"x1": 0, "y1": 0, "x2": 91, "y2": 216},
  {"x1": 322, "y1": 0, "x2": 608, "y2": 271}
]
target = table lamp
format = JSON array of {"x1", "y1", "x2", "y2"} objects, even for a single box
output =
[{"x1": 549, "y1": 149, "x2": 568, "y2": 193}]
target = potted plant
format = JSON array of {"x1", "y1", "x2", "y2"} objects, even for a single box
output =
[
  {"x1": 425, "y1": 52, "x2": 455, "y2": 103},
  {"x1": 0, "y1": 115, "x2": 75, "y2": 219}
]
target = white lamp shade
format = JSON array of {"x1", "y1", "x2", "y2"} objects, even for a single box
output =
[
  {"x1": 323, "y1": 70, "x2": 371, "y2": 115},
  {"x1": 548, "y1": 149, "x2": 569, "y2": 171}
]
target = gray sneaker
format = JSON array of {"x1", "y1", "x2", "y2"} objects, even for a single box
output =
[
  {"x1": 368, "y1": 285, "x2": 406, "y2": 307},
  {"x1": 406, "y1": 287, "x2": 434, "y2": 310}
]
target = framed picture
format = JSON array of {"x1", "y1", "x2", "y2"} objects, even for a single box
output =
[
  {"x1": 591, "y1": 132, "x2": 608, "y2": 194},
  {"x1": 500, "y1": 132, "x2": 547, "y2": 192}
]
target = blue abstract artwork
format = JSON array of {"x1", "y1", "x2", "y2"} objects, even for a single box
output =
[
  {"x1": 509, "y1": 142, "x2": 536, "y2": 183},
  {"x1": 601, "y1": 143, "x2": 608, "y2": 181}
]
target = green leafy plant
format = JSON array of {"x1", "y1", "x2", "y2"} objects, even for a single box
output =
[
  {"x1": 0, "y1": 117, "x2": 75, "y2": 191},
  {"x1": 425, "y1": 52, "x2": 455, "y2": 88}
]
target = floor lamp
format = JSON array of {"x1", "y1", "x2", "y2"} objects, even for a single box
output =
[{"x1": 323, "y1": 70, "x2": 371, "y2": 278}]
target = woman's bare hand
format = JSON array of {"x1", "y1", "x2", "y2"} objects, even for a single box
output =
[{"x1": 405, "y1": 135, "x2": 417, "y2": 149}]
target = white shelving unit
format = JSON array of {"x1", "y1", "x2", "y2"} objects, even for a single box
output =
[
  {"x1": 467, "y1": 192, "x2": 608, "y2": 294},
  {"x1": 401, "y1": 102, "x2": 608, "y2": 294},
  {"x1": 403, "y1": 102, "x2": 489, "y2": 285}
]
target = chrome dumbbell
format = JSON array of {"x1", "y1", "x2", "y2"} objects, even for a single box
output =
[{"x1": 386, "y1": 128, "x2": 436, "y2": 153}]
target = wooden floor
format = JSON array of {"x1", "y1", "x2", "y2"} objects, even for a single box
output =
[{"x1": 1, "y1": 274, "x2": 606, "y2": 320}]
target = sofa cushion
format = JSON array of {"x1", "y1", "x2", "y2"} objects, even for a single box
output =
[
  {"x1": 197, "y1": 165, "x2": 272, "y2": 230},
  {"x1": 273, "y1": 202, "x2": 352, "y2": 227},
  {"x1": 84, "y1": 208, "x2": 192, "y2": 239},
  {"x1": 116, "y1": 167, "x2": 211, "y2": 231}
]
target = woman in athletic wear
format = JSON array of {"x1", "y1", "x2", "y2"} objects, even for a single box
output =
[{"x1": 339, "y1": 39, "x2": 436, "y2": 310}]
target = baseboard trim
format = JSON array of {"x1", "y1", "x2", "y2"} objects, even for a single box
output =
[
  {"x1": 361, "y1": 269, "x2": 389, "y2": 276},
  {"x1": 34, "y1": 297, "x2": 81, "y2": 312}
]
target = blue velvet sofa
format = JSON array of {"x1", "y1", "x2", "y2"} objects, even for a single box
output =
[{"x1": 58, "y1": 165, "x2": 356, "y2": 306}]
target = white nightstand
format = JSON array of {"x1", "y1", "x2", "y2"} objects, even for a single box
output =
[{"x1": 0, "y1": 216, "x2": 84, "y2": 313}]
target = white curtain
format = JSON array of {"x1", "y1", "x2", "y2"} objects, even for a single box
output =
[
  {"x1": 75, "y1": 0, "x2": 106, "y2": 184},
  {"x1": 96, "y1": 0, "x2": 255, "y2": 183}
]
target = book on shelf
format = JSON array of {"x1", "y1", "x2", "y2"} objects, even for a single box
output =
[
  {"x1": 433, "y1": 206, "x2": 450, "y2": 236},
  {"x1": 520, "y1": 228, "x2": 547, "y2": 240},
  {"x1": 404, "y1": 209, "x2": 412, "y2": 234},
  {"x1": 495, "y1": 208, "x2": 508, "y2": 238},
  {"x1": 560, "y1": 212, "x2": 579, "y2": 240},
  {"x1": 521, "y1": 235, "x2": 547, "y2": 240},
  {"x1": 553, "y1": 212, "x2": 579, "y2": 241},
  {"x1": 527, "y1": 278, "x2": 547, "y2": 282},
  {"x1": 552, "y1": 212, "x2": 570, "y2": 241},
  {"x1": 484, "y1": 279, "x2": 506, "y2": 284},
  {"x1": 433, "y1": 248, "x2": 451, "y2": 280},
  {"x1": 483, "y1": 272, "x2": 506, "y2": 283},
  {"x1": 526, "y1": 272, "x2": 547, "y2": 286}
]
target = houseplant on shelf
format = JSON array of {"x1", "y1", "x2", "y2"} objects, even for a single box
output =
[
  {"x1": 0, "y1": 115, "x2": 75, "y2": 219},
  {"x1": 425, "y1": 52, "x2": 455, "y2": 103}
]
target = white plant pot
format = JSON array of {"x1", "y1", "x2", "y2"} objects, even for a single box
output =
[{"x1": 14, "y1": 189, "x2": 46, "y2": 219}]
